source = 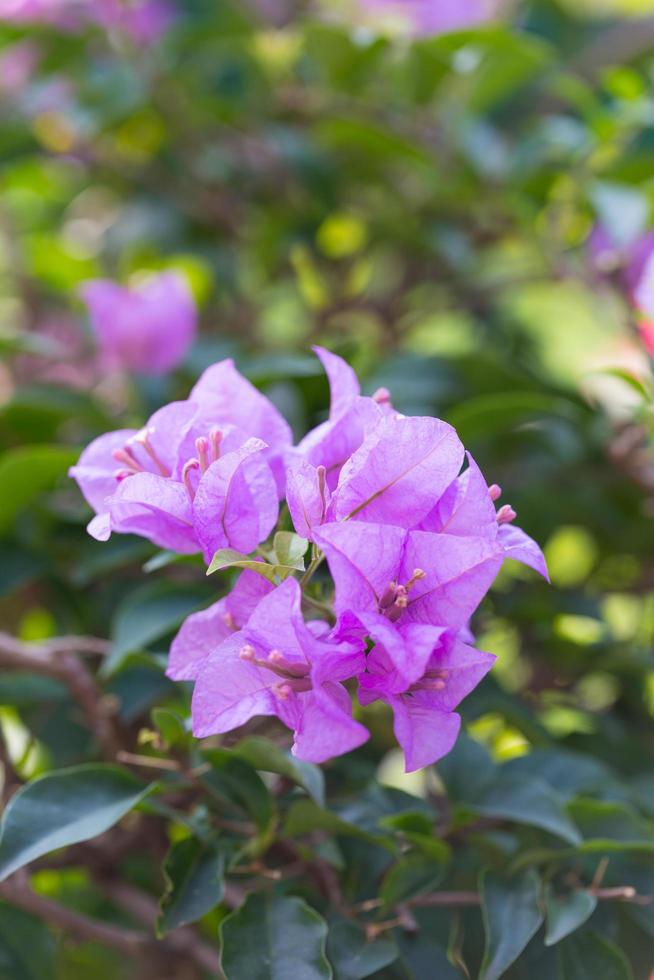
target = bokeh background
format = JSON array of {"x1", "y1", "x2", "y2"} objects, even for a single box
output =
[{"x1": 3, "y1": 1, "x2": 654, "y2": 978}]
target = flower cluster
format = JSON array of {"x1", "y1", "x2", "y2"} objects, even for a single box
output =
[{"x1": 71, "y1": 348, "x2": 547, "y2": 771}]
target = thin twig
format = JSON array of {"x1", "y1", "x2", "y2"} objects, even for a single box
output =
[{"x1": 0, "y1": 632, "x2": 121, "y2": 760}]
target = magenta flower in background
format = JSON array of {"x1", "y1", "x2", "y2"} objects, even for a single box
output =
[
  {"x1": 191, "y1": 578, "x2": 369, "y2": 764},
  {"x1": 80, "y1": 272, "x2": 196, "y2": 377},
  {"x1": 69, "y1": 359, "x2": 291, "y2": 560},
  {"x1": 0, "y1": 0, "x2": 174, "y2": 40},
  {"x1": 0, "y1": 42, "x2": 40, "y2": 96},
  {"x1": 359, "y1": 0, "x2": 500, "y2": 36},
  {"x1": 589, "y1": 224, "x2": 654, "y2": 297}
]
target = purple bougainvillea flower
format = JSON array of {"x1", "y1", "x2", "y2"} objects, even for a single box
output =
[
  {"x1": 335, "y1": 609, "x2": 451, "y2": 693},
  {"x1": 168, "y1": 568, "x2": 274, "y2": 681},
  {"x1": 69, "y1": 358, "x2": 289, "y2": 559},
  {"x1": 314, "y1": 520, "x2": 504, "y2": 633},
  {"x1": 189, "y1": 358, "x2": 292, "y2": 492},
  {"x1": 328, "y1": 414, "x2": 464, "y2": 528},
  {"x1": 80, "y1": 272, "x2": 196, "y2": 377},
  {"x1": 419, "y1": 452, "x2": 549, "y2": 580},
  {"x1": 360, "y1": 0, "x2": 500, "y2": 37},
  {"x1": 191, "y1": 578, "x2": 368, "y2": 763},
  {"x1": 358, "y1": 634, "x2": 496, "y2": 772},
  {"x1": 292, "y1": 347, "x2": 385, "y2": 489}
]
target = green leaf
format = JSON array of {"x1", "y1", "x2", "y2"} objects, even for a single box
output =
[
  {"x1": 480, "y1": 870, "x2": 544, "y2": 980},
  {"x1": 436, "y1": 733, "x2": 496, "y2": 802},
  {"x1": 569, "y1": 799, "x2": 654, "y2": 853},
  {"x1": 157, "y1": 837, "x2": 225, "y2": 935},
  {"x1": 105, "y1": 582, "x2": 207, "y2": 675},
  {"x1": 0, "y1": 445, "x2": 79, "y2": 535},
  {"x1": 326, "y1": 919, "x2": 397, "y2": 980},
  {"x1": 395, "y1": 930, "x2": 462, "y2": 980},
  {"x1": 232, "y1": 736, "x2": 325, "y2": 806},
  {"x1": 284, "y1": 799, "x2": 391, "y2": 848},
  {"x1": 557, "y1": 931, "x2": 633, "y2": 980},
  {"x1": 380, "y1": 855, "x2": 445, "y2": 908},
  {"x1": 545, "y1": 888, "x2": 597, "y2": 946},
  {"x1": 271, "y1": 532, "x2": 308, "y2": 570},
  {"x1": 0, "y1": 902, "x2": 56, "y2": 980},
  {"x1": 0, "y1": 765, "x2": 151, "y2": 881},
  {"x1": 201, "y1": 749, "x2": 274, "y2": 836},
  {"x1": 219, "y1": 893, "x2": 332, "y2": 980},
  {"x1": 207, "y1": 548, "x2": 299, "y2": 583},
  {"x1": 151, "y1": 707, "x2": 189, "y2": 749},
  {"x1": 469, "y1": 772, "x2": 582, "y2": 845}
]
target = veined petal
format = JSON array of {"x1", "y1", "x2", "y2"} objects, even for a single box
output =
[
  {"x1": 402, "y1": 530, "x2": 503, "y2": 629},
  {"x1": 354, "y1": 617, "x2": 451, "y2": 694},
  {"x1": 286, "y1": 458, "x2": 330, "y2": 540},
  {"x1": 225, "y1": 567, "x2": 275, "y2": 626},
  {"x1": 191, "y1": 633, "x2": 297, "y2": 737},
  {"x1": 297, "y1": 396, "x2": 383, "y2": 490},
  {"x1": 108, "y1": 471, "x2": 197, "y2": 553},
  {"x1": 190, "y1": 359, "x2": 292, "y2": 450},
  {"x1": 69, "y1": 428, "x2": 137, "y2": 512},
  {"x1": 313, "y1": 521, "x2": 407, "y2": 615},
  {"x1": 419, "y1": 452, "x2": 497, "y2": 538},
  {"x1": 390, "y1": 696, "x2": 461, "y2": 773},
  {"x1": 193, "y1": 438, "x2": 278, "y2": 563},
  {"x1": 292, "y1": 685, "x2": 368, "y2": 764},
  {"x1": 313, "y1": 345, "x2": 360, "y2": 420},
  {"x1": 499, "y1": 524, "x2": 549, "y2": 580},
  {"x1": 167, "y1": 598, "x2": 233, "y2": 681},
  {"x1": 332, "y1": 415, "x2": 464, "y2": 527}
]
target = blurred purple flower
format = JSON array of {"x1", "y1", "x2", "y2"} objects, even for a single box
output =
[
  {"x1": 360, "y1": 0, "x2": 500, "y2": 36},
  {"x1": 80, "y1": 272, "x2": 196, "y2": 377},
  {"x1": 190, "y1": 578, "x2": 369, "y2": 763},
  {"x1": 0, "y1": 42, "x2": 40, "y2": 95},
  {"x1": 0, "y1": 0, "x2": 174, "y2": 41},
  {"x1": 69, "y1": 359, "x2": 291, "y2": 560},
  {"x1": 589, "y1": 224, "x2": 654, "y2": 297}
]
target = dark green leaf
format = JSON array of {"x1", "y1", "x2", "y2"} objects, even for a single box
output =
[
  {"x1": 470, "y1": 772, "x2": 581, "y2": 844},
  {"x1": 480, "y1": 870, "x2": 544, "y2": 980},
  {"x1": 220, "y1": 893, "x2": 332, "y2": 980},
  {"x1": 557, "y1": 931, "x2": 633, "y2": 980},
  {"x1": 326, "y1": 919, "x2": 397, "y2": 980},
  {"x1": 158, "y1": 836, "x2": 225, "y2": 935},
  {"x1": 0, "y1": 765, "x2": 151, "y2": 881},
  {"x1": 105, "y1": 582, "x2": 207, "y2": 674},
  {"x1": 0, "y1": 902, "x2": 56, "y2": 980},
  {"x1": 380, "y1": 855, "x2": 445, "y2": 908},
  {"x1": 201, "y1": 749, "x2": 274, "y2": 835},
  {"x1": 545, "y1": 888, "x2": 597, "y2": 946},
  {"x1": 232, "y1": 736, "x2": 325, "y2": 806},
  {"x1": 0, "y1": 445, "x2": 78, "y2": 535}
]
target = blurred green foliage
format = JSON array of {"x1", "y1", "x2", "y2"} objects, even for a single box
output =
[{"x1": 2, "y1": 1, "x2": 654, "y2": 978}]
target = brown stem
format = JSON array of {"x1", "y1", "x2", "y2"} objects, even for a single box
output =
[{"x1": 0, "y1": 632, "x2": 121, "y2": 761}]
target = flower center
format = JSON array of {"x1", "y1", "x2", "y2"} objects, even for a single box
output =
[
  {"x1": 378, "y1": 568, "x2": 426, "y2": 622},
  {"x1": 238, "y1": 644, "x2": 312, "y2": 699},
  {"x1": 112, "y1": 426, "x2": 223, "y2": 501},
  {"x1": 407, "y1": 668, "x2": 449, "y2": 694}
]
